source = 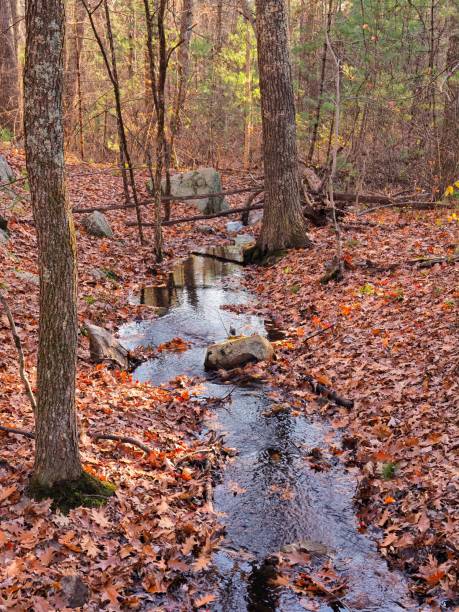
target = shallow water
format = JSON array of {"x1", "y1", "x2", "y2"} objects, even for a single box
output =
[{"x1": 120, "y1": 253, "x2": 412, "y2": 611}]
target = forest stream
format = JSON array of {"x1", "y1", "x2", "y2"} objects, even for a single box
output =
[{"x1": 119, "y1": 252, "x2": 413, "y2": 612}]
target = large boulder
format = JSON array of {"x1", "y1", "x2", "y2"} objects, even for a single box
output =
[
  {"x1": 205, "y1": 334, "x2": 274, "y2": 370},
  {"x1": 0, "y1": 155, "x2": 15, "y2": 184},
  {"x1": 82, "y1": 211, "x2": 114, "y2": 238},
  {"x1": 85, "y1": 322, "x2": 129, "y2": 369},
  {"x1": 151, "y1": 168, "x2": 229, "y2": 214}
]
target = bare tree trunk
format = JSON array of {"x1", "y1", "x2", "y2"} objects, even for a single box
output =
[
  {"x1": 0, "y1": 0, "x2": 20, "y2": 134},
  {"x1": 143, "y1": 0, "x2": 165, "y2": 261},
  {"x1": 170, "y1": 0, "x2": 194, "y2": 165},
  {"x1": 243, "y1": 23, "x2": 253, "y2": 170},
  {"x1": 308, "y1": 0, "x2": 333, "y2": 163},
  {"x1": 24, "y1": 0, "x2": 82, "y2": 488},
  {"x1": 438, "y1": 10, "x2": 459, "y2": 191},
  {"x1": 255, "y1": 0, "x2": 311, "y2": 254},
  {"x1": 64, "y1": 0, "x2": 86, "y2": 155},
  {"x1": 83, "y1": 0, "x2": 145, "y2": 245}
]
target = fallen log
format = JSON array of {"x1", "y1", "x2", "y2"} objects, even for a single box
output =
[
  {"x1": 334, "y1": 191, "x2": 393, "y2": 204},
  {"x1": 126, "y1": 200, "x2": 334, "y2": 229},
  {"x1": 72, "y1": 186, "x2": 262, "y2": 215},
  {"x1": 357, "y1": 201, "x2": 451, "y2": 216},
  {"x1": 0, "y1": 425, "x2": 155, "y2": 455},
  {"x1": 126, "y1": 203, "x2": 265, "y2": 227}
]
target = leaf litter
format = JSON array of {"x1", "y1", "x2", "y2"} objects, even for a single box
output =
[{"x1": 0, "y1": 147, "x2": 458, "y2": 609}]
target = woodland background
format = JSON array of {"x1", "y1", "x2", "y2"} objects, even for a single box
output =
[{"x1": 1, "y1": 0, "x2": 458, "y2": 193}]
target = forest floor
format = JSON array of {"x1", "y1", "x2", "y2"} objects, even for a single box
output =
[{"x1": 0, "y1": 146, "x2": 458, "y2": 610}]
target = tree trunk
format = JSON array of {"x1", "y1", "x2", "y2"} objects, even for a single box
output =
[
  {"x1": 255, "y1": 0, "x2": 311, "y2": 253},
  {"x1": 64, "y1": 0, "x2": 86, "y2": 154},
  {"x1": 170, "y1": 0, "x2": 194, "y2": 164},
  {"x1": 243, "y1": 23, "x2": 253, "y2": 170},
  {"x1": 438, "y1": 11, "x2": 459, "y2": 191},
  {"x1": 0, "y1": 0, "x2": 20, "y2": 134},
  {"x1": 24, "y1": 0, "x2": 82, "y2": 487}
]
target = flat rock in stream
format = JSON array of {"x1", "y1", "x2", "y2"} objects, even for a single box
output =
[
  {"x1": 192, "y1": 244, "x2": 254, "y2": 264},
  {"x1": 85, "y1": 322, "x2": 129, "y2": 369},
  {"x1": 205, "y1": 334, "x2": 274, "y2": 370}
]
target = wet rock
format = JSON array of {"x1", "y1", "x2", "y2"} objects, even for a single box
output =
[
  {"x1": 85, "y1": 322, "x2": 129, "y2": 369},
  {"x1": 234, "y1": 234, "x2": 255, "y2": 247},
  {"x1": 82, "y1": 211, "x2": 114, "y2": 239},
  {"x1": 196, "y1": 224, "x2": 216, "y2": 235},
  {"x1": 226, "y1": 220, "x2": 244, "y2": 233},
  {"x1": 148, "y1": 168, "x2": 229, "y2": 214},
  {"x1": 0, "y1": 155, "x2": 15, "y2": 183},
  {"x1": 205, "y1": 334, "x2": 274, "y2": 370},
  {"x1": 60, "y1": 575, "x2": 89, "y2": 608},
  {"x1": 192, "y1": 245, "x2": 254, "y2": 264},
  {"x1": 0, "y1": 229, "x2": 8, "y2": 245},
  {"x1": 15, "y1": 270, "x2": 39, "y2": 285}
]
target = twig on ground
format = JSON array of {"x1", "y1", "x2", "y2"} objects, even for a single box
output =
[
  {"x1": 89, "y1": 433, "x2": 152, "y2": 454},
  {"x1": 0, "y1": 290, "x2": 37, "y2": 416},
  {"x1": 303, "y1": 374, "x2": 354, "y2": 409},
  {"x1": 0, "y1": 425, "x2": 35, "y2": 439}
]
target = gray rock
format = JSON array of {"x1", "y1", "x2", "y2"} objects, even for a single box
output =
[
  {"x1": 226, "y1": 220, "x2": 244, "y2": 233},
  {"x1": 89, "y1": 267, "x2": 105, "y2": 281},
  {"x1": 0, "y1": 155, "x2": 15, "y2": 183},
  {"x1": 82, "y1": 211, "x2": 114, "y2": 238},
  {"x1": 248, "y1": 210, "x2": 263, "y2": 226},
  {"x1": 149, "y1": 168, "x2": 229, "y2": 214},
  {"x1": 85, "y1": 322, "x2": 129, "y2": 369},
  {"x1": 234, "y1": 234, "x2": 256, "y2": 247},
  {"x1": 15, "y1": 270, "x2": 39, "y2": 285},
  {"x1": 196, "y1": 224, "x2": 216, "y2": 235},
  {"x1": 0, "y1": 229, "x2": 9, "y2": 245},
  {"x1": 60, "y1": 575, "x2": 90, "y2": 609},
  {"x1": 205, "y1": 334, "x2": 274, "y2": 370}
]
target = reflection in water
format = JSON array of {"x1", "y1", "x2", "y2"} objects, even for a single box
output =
[
  {"x1": 120, "y1": 254, "x2": 411, "y2": 612},
  {"x1": 247, "y1": 558, "x2": 279, "y2": 612}
]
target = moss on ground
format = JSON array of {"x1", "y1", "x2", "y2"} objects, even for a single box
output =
[{"x1": 28, "y1": 471, "x2": 115, "y2": 513}]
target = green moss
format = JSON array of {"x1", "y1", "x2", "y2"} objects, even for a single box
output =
[{"x1": 28, "y1": 471, "x2": 115, "y2": 513}]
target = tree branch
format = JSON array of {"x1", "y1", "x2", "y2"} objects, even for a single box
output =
[{"x1": 0, "y1": 291, "x2": 37, "y2": 416}]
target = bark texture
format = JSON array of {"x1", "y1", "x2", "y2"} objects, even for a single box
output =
[
  {"x1": 255, "y1": 0, "x2": 311, "y2": 253},
  {"x1": 24, "y1": 0, "x2": 82, "y2": 487},
  {"x1": 0, "y1": 0, "x2": 20, "y2": 133}
]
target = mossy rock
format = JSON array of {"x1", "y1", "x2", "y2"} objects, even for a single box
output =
[
  {"x1": 28, "y1": 471, "x2": 115, "y2": 513},
  {"x1": 244, "y1": 245, "x2": 288, "y2": 266}
]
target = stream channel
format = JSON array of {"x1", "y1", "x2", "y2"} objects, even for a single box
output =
[{"x1": 119, "y1": 252, "x2": 413, "y2": 612}]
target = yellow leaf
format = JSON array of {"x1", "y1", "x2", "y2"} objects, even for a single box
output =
[{"x1": 194, "y1": 594, "x2": 216, "y2": 608}]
